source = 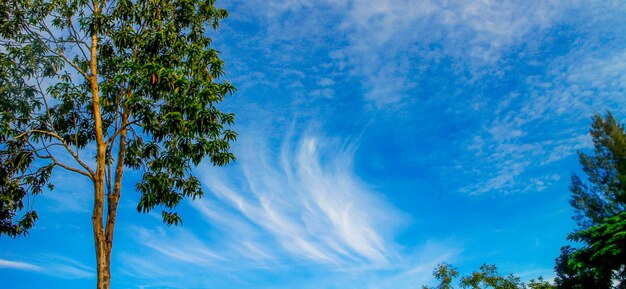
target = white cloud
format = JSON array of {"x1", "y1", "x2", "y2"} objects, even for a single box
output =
[
  {"x1": 115, "y1": 130, "x2": 471, "y2": 288},
  {"x1": 0, "y1": 259, "x2": 43, "y2": 271},
  {"x1": 277, "y1": 241, "x2": 461, "y2": 289},
  {"x1": 231, "y1": 0, "x2": 577, "y2": 106},
  {"x1": 0, "y1": 257, "x2": 93, "y2": 279},
  {"x1": 138, "y1": 227, "x2": 227, "y2": 265},
  {"x1": 51, "y1": 262, "x2": 94, "y2": 279},
  {"x1": 551, "y1": 50, "x2": 626, "y2": 116},
  {"x1": 121, "y1": 232, "x2": 461, "y2": 289},
  {"x1": 120, "y1": 130, "x2": 411, "y2": 282},
  {"x1": 221, "y1": 0, "x2": 624, "y2": 189},
  {"x1": 458, "y1": 47, "x2": 626, "y2": 195},
  {"x1": 309, "y1": 88, "x2": 335, "y2": 99},
  {"x1": 318, "y1": 78, "x2": 335, "y2": 86},
  {"x1": 43, "y1": 169, "x2": 92, "y2": 213},
  {"x1": 337, "y1": 0, "x2": 572, "y2": 105},
  {"x1": 198, "y1": 132, "x2": 405, "y2": 267}
]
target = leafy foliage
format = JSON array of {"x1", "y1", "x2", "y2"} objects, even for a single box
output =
[
  {"x1": 565, "y1": 212, "x2": 626, "y2": 288},
  {"x1": 2, "y1": 1, "x2": 237, "y2": 287},
  {"x1": 423, "y1": 262, "x2": 459, "y2": 289},
  {"x1": 570, "y1": 112, "x2": 626, "y2": 229},
  {"x1": 0, "y1": 5, "x2": 60, "y2": 236},
  {"x1": 0, "y1": 0, "x2": 237, "y2": 236},
  {"x1": 554, "y1": 246, "x2": 605, "y2": 289},
  {"x1": 423, "y1": 263, "x2": 554, "y2": 289},
  {"x1": 555, "y1": 112, "x2": 626, "y2": 288},
  {"x1": 459, "y1": 264, "x2": 523, "y2": 289},
  {"x1": 525, "y1": 277, "x2": 555, "y2": 289}
]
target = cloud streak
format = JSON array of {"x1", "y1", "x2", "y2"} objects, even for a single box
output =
[
  {"x1": 0, "y1": 259, "x2": 43, "y2": 271},
  {"x1": 116, "y1": 130, "x2": 471, "y2": 289},
  {"x1": 0, "y1": 257, "x2": 93, "y2": 279},
  {"x1": 457, "y1": 46, "x2": 626, "y2": 195},
  {"x1": 198, "y1": 131, "x2": 404, "y2": 267},
  {"x1": 233, "y1": 0, "x2": 574, "y2": 106},
  {"x1": 121, "y1": 130, "x2": 408, "y2": 281}
]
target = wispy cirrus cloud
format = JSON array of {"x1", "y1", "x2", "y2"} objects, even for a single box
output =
[
  {"x1": 138, "y1": 131, "x2": 405, "y2": 269},
  {"x1": 0, "y1": 259, "x2": 43, "y2": 271},
  {"x1": 230, "y1": 0, "x2": 576, "y2": 106},
  {"x1": 118, "y1": 130, "x2": 467, "y2": 288},
  {"x1": 0, "y1": 257, "x2": 93, "y2": 279},
  {"x1": 457, "y1": 46, "x2": 626, "y2": 195},
  {"x1": 333, "y1": 0, "x2": 568, "y2": 105},
  {"x1": 222, "y1": 0, "x2": 626, "y2": 197},
  {"x1": 204, "y1": 132, "x2": 403, "y2": 266}
]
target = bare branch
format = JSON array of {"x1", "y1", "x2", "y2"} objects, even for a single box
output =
[
  {"x1": 28, "y1": 140, "x2": 93, "y2": 179},
  {"x1": 45, "y1": 50, "x2": 89, "y2": 79},
  {"x1": 37, "y1": 18, "x2": 61, "y2": 47},
  {"x1": 67, "y1": 16, "x2": 90, "y2": 60},
  {"x1": 20, "y1": 24, "x2": 90, "y2": 79},
  {"x1": 35, "y1": 75, "x2": 57, "y2": 132},
  {"x1": 29, "y1": 129, "x2": 95, "y2": 176},
  {"x1": 105, "y1": 120, "x2": 139, "y2": 146}
]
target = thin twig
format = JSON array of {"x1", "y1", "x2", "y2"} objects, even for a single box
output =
[
  {"x1": 29, "y1": 129, "x2": 95, "y2": 176},
  {"x1": 29, "y1": 140, "x2": 93, "y2": 179}
]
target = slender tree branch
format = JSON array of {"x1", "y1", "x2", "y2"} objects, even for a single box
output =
[
  {"x1": 104, "y1": 101, "x2": 130, "y2": 269},
  {"x1": 67, "y1": 16, "x2": 90, "y2": 61},
  {"x1": 106, "y1": 138, "x2": 113, "y2": 195},
  {"x1": 37, "y1": 18, "x2": 61, "y2": 47},
  {"x1": 21, "y1": 23, "x2": 89, "y2": 79},
  {"x1": 45, "y1": 50, "x2": 89, "y2": 79},
  {"x1": 35, "y1": 75, "x2": 57, "y2": 133},
  {"x1": 105, "y1": 120, "x2": 138, "y2": 146},
  {"x1": 13, "y1": 166, "x2": 51, "y2": 180},
  {"x1": 29, "y1": 129, "x2": 95, "y2": 176},
  {"x1": 39, "y1": 151, "x2": 92, "y2": 178},
  {"x1": 28, "y1": 140, "x2": 93, "y2": 179}
]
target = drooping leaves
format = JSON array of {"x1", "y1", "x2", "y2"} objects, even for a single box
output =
[{"x1": 1, "y1": 0, "x2": 236, "y2": 233}]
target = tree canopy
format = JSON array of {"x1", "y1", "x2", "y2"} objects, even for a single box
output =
[
  {"x1": 567, "y1": 212, "x2": 626, "y2": 287},
  {"x1": 1, "y1": 0, "x2": 236, "y2": 287},
  {"x1": 570, "y1": 112, "x2": 626, "y2": 229},
  {"x1": 555, "y1": 112, "x2": 626, "y2": 289},
  {"x1": 422, "y1": 263, "x2": 553, "y2": 289}
]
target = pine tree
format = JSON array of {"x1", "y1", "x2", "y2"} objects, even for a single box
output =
[
  {"x1": 570, "y1": 112, "x2": 626, "y2": 229},
  {"x1": 555, "y1": 112, "x2": 626, "y2": 288}
]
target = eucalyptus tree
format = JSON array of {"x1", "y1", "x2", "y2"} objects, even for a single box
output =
[{"x1": 0, "y1": 0, "x2": 236, "y2": 288}]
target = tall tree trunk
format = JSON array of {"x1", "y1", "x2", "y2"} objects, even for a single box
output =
[
  {"x1": 89, "y1": 1, "x2": 110, "y2": 288},
  {"x1": 93, "y1": 178, "x2": 109, "y2": 289},
  {"x1": 102, "y1": 105, "x2": 130, "y2": 288}
]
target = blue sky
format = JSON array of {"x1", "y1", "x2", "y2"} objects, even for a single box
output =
[{"x1": 2, "y1": 0, "x2": 626, "y2": 288}]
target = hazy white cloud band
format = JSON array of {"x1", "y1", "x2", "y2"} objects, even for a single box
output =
[
  {"x1": 0, "y1": 257, "x2": 93, "y2": 279},
  {"x1": 198, "y1": 132, "x2": 404, "y2": 267},
  {"x1": 123, "y1": 130, "x2": 408, "y2": 280}
]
